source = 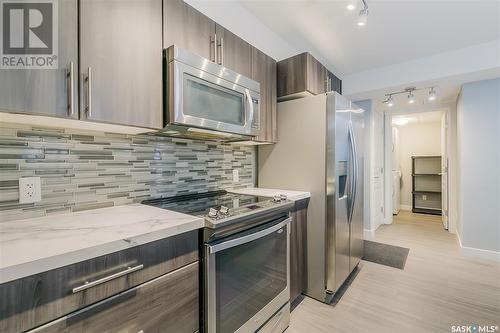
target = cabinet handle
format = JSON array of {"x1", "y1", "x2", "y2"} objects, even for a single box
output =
[
  {"x1": 85, "y1": 67, "x2": 92, "y2": 118},
  {"x1": 72, "y1": 264, "x2": 144, "y2": 293},
  {"x1": 217, "y1": 37, "x2": 224, "y2": 65},
  {"x1": 210, "y1": 34, "x2": 217, "y2": 63},
  {"x1": 67, "y1": 62, "x2": 74, "y2": 117}
]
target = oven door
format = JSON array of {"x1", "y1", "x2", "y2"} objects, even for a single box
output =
[
  {"x1": 169, "y1": 59, "x2": 260, "y2": 136},
  {"x1": 205, "y1": 216, "x2": 290, "y2": 333}
]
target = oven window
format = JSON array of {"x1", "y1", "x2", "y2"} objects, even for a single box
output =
[
  {"x1": 215, "y1": 226, "x2": 287, "y2": 333},
  {"x1": 183, "y1": 74, "x2": 245, "y2": 125}
]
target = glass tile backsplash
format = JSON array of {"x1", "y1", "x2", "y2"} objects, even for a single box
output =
[{"x1": 0, "y1": 122, "x2": 255, "y2": 222}]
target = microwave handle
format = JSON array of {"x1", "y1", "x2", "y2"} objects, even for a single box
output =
[
  {"x1": 208, "y1": 217, "x2": 291, "y2": 254},
  {"x1": 245, "y1": 89, "x2": 254, "y2": 127}
]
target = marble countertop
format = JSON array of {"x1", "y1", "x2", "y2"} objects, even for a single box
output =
[
  {"x1": 0, "y1": 204, "x2": 204, "y2": 284},
  {"x1": 228, "y1": 187, "x2": 311, "y2": 202}
]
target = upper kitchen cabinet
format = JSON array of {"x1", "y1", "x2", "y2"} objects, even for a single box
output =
[
  {"x1": 215, "y1": 25, "x2": 252, "y2": 78},
  {"x1": 163, "y1": 0, "x2": 216, "y2": 61},
  {"x1": 0, "y1": 0, "x2": 78, "y2": 119},
  {"x1": 80, "y1": 0, "x2": 163, "y2": 128},
  {"x1": 327, "y1": 70, "x2": 342, "y2": 95},
  {"x1": 277, "y1": 52, "x2": 342, "y2": 101},
  {"x1": 163, "y1": 0, "x2": 252, "y2": 78},
  {"x1": 252, "y1": 48, "x2": 277, "y2": 143}
]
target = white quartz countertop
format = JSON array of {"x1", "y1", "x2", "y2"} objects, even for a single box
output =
[
  {"x1": 228, "y1": 187, "x2": 311, "y2": 202},
  {"x1": 0, "y1": 204, "x2": 204, "y2": 284}
]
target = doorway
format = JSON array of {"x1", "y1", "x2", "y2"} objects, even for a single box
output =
[{"x1": 389, "y1": 111, "x2": 449, "y2": 230}]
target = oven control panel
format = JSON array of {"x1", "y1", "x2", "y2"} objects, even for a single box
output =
[{"x1": 205, "y1": 194, "x2": 290, "y2": 224}]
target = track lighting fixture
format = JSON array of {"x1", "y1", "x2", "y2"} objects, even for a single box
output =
[
  {"x1": 383, "y1": 86, "x2": 438, "y2": 108},
  {"x1": 428, "y1": 87, "x2": 437, "y2": 101}
]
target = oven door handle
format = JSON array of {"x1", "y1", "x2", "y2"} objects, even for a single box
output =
[{"x1": 208, "y1": 217, "x2": 291, "y2": 254}]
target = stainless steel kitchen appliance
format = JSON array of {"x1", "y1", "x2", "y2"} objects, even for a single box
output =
[
  {"x1": 142, "y1": 191, "x2": 293, "y2": 333},
  {"x1": 258, "y1": 92, "x2": 365, "y2": 303},
  {"x1": 161, "y1": 46, "x2": 260, "y2": 141}
]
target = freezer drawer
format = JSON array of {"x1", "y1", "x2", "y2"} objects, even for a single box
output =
[{"x1": 29, "y1": 262, "x2": 199, "y2": 333}]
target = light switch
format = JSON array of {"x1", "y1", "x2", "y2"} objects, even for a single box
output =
[{"x1": 233, "y1": 169, "x2": 239, "y2": 183}]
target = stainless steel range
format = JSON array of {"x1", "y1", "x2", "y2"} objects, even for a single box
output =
[{"x1": 142, "y1": 190, "x2": 293, "y2": 333}]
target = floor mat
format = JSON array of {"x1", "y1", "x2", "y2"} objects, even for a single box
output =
[{"x1": 362, "y1": 240, "x2": 410, "y2": 269}]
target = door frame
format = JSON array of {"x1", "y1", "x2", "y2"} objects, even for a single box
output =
[{"x1": 381, "y1": 106, "x2": 456, "y2": 234}]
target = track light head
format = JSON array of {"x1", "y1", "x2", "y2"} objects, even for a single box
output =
[
  {"x1": 347, "y1": 0, "x2": 357, "y2": 10},
  {"x1": 428, "y1": 87, "x2": 437, "y2": 101},
  {"x1": 407, "y1": 91, "x2": 415, "y2": 104},
  {"x1": 357, "y1": 8, "x2": 368, "y2": 26},
  {"x1": 386, "y1": 95, "x2": 394, "y2": 107}
]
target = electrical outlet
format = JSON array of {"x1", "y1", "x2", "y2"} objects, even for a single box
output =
[
  {"x1": 232, "y1": 169, "x2": 239, "y2": 183},
  {"x1": 422, "y1": 194, "x2": 427, "y2": 201},
  {"x1": 19, "y1": 177, "x2": 42, "y2": 204}
]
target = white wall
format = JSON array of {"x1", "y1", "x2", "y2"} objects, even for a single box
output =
[
  {"x1": 396, "y1": 122, "x2": 442, "y2": 208},
  {"x1": 456, "y1": 78, "x2": 500, "y2": 254}
]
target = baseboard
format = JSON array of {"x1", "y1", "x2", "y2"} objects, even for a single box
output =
[
  {"x1": 400, "y1": 205, "x2": 412, "y2": 211},
  {"x1": 457, "y1": 233, "x2": 500, "y2": 262},
  {"x1": 364, "y1": 228, "x2": 376, "y2": 240}
]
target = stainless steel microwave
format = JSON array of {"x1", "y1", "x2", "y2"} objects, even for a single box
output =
[{"x1": 162, "y1": 46, "x2": 260, "y2": 141}]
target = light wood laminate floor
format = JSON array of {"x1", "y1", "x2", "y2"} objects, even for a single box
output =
[{"x1": 288, "y1": 211, "x2": 500, "y2": 333}]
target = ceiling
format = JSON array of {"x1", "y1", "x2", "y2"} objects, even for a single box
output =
[{"x1": 239, "y1": 0, "x2": 500, "y2": 76}]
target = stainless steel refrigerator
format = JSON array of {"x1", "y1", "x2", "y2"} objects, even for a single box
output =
[{"x1": 258, "y1": 92, "x2": 365, "y2": 303}]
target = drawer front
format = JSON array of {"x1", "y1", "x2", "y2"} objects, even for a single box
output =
[
  {"x1": 30, "y1": 262, "x2": 199, "y2": 333},
  {"x1": 0, "y1": 230, "x2": 198, "y2": 333}
]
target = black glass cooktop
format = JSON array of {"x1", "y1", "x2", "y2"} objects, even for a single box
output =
[{"x1": 142, "y1": 190, "x2": 269, "y2": 216}]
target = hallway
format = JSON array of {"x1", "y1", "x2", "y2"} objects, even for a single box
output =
[{"x1": 288, "y1": 211, "x2": 500, "y2": 333}]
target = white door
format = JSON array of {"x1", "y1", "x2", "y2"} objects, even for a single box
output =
[{"x1": 441, "y1": 112, "x2": 449, "y2": 229}]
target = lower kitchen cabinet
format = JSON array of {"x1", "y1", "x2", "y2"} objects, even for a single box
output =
[
  {"x1": 0, "y1": 231, "x2": 199, "y2": 333},
  {"x1": 30, "y1": 262, "x2": 199, "y2": 333},
  {"x1": 290, "y1": 198, "x2": 309, "y2": 304}
]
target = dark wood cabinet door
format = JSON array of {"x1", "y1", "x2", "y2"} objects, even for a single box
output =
[
  {"x1": 32, "y1": 262, "x2": 199, "y2": 333},
  {"x1": 277, "y1": 52, "x2": 308, "y2": 98},
  {"x1": 79, "y1": 0, "x2": 163, "y2": 128},
  {"x1": 327, "y1": 70, "x2": 342, "y2": 94},
  {"x1": 216, "y1": 25, "x2": 252, "y2": 78},
  {"x1": 290, "y1": 199, "x2": 308, "y2": 304},
  {"x1": 163, "y1": 0, "x2": 216, "y2": 60},
  {"x1": 251, "y1": 48, "x2": 277, "y2": 143},
  {"x1": 306, "y1": 54, "x2": 327, "y2": 95},
  {"x1": 0, "y1": 0, "x2": 78, "y2": 119}
]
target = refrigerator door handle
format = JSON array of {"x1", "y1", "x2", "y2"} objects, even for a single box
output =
[
  {"x1": 347, "y1": 123, "x2": 356, "y2": 224},
  {"x1": 351, "y1": 123, "x2": 358, "y2": 225}
]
